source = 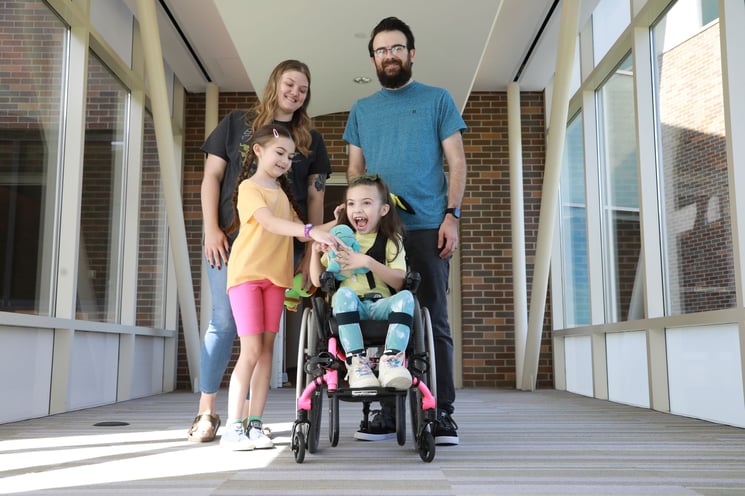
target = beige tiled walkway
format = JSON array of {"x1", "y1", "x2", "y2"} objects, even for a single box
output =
[{"x1": 1, "y1": 388, "x2": 745, "y2": 495}]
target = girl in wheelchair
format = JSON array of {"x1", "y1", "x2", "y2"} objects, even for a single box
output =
[{"x1": 309, "y1": 174, "x2": 414, "y2": 390}]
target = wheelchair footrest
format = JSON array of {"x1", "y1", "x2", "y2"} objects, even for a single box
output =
[{"x1": 332, "y1": 386, "x2": 409, "y2": 403}]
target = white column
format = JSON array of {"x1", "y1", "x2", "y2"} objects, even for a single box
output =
[
  {"x1": 200, "y1": 83, "x2": 219, "y2": 341},
  {"x1": 50, "y1": 22, "x2": 89, "y2": 415},
  {"x1": 507, "y1": 82, "x2": 528, "y2": 387},
  {"x1": 720, "y1": 0, "x2": 745, "y2": 308},
  {"x1": 136, "y1": 0, "x2": 201, "y2": 391},
  {"x1": 720, "y1": 0, "x2": 745, "y2": 406},
  {"x1": 521, "y1": 0, "x2": 581, "y2": 391}
]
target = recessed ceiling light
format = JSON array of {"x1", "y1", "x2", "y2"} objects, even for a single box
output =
[{"x1": 353, "y1": 76, "x2": 371, "y2": 84}]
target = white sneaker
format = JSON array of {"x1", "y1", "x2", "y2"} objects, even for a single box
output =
[
  {"x1": 247, "y1": 420, "x2": 274, "y2": 449},
  {"x1": 378, "y1": 352, "x2": 412, "y2": 390},
  {"x1": 219, "y1": 422, "x2": 255, "y2": 451},
  {"x1": 347, "y1": 355, "x2": 380, "y2": 388}
]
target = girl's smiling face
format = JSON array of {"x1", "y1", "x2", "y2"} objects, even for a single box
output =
[
  {"x1": 345, "y1": 183, "x2": 390, "y2": 234},
  {"x1": 254, "y1": 135, "x2": 296, "y2": 179}
]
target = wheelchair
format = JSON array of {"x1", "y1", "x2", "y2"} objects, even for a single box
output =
[{"x1": 291, "y1": 271, "x2": 438, "y2": 463}]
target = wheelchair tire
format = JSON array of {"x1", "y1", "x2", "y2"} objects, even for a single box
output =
[
  {"x1": 296, "y1": 306, "x2": 321, "y2": 393},
  {"x1": 295, "y1": 308, "x2": 312, "y2": 400},
  {"x1": 422, "y1": 306, "x2": 437, "y2": 399},
  {"x1": 410, "y1": 304, "x2": 437, "y2": 443},
  {"x1": 396, "y1": 392, "x2": 406, "y2": 446},
  {"x1": 329, "y1": 394, "x2": 340, "y2": 447},
  {"x1": 410, "y1": 388, "x2": 423, "y2": 443},
  {"x1": 308, "y1": 388, "x2": 323, "y2": 453}
]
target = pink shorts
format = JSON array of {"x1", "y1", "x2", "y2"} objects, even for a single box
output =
[{"x1": 228, "y1": 279, "x2": 286, "y2": 336}]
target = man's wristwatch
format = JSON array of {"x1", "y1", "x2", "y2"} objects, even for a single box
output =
[{"x1": 445, "y1": 207, "x2": 461, "y2": 219}]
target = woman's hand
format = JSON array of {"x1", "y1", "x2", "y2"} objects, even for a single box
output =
[
  {"x1": 204, "y1": 226, "x2": 229, "y2": 269},
  {"x1": 333, "y1": 203, "x2": 345, "y2": 223}
]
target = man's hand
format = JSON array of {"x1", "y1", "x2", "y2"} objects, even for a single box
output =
[{"x1": 437, "y1": 215, "x2": 459, "y2": 259}]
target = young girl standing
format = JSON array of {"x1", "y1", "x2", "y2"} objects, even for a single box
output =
[
  {"x1": 309, "y1": 175, "x2": 414, "y2": 391},
  {"x1": 191, "y1": 59, "x2": 330, "y2": 443},
  {"x1": 222, "y1": 125, "x2": 337, "y2": 451}
]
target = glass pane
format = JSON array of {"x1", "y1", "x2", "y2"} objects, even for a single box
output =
[
  {"x1": 559, "y1": 113, "x2": 589, "y2": 327},
  {"x1": 652, "y1": 0, "x2": 734, "y2": 315},
  {"x1": 592, "y1": 0, "x2": 630, "y2": 66},
  {"x1": 76, "y1": 52, "x2": 129, "y2": 322},
  {"x1": 701, "y1": 0, "x2": 718, "y2": 25},
  {"x1": 136, "y1": 112, "x2": 167, "y2": 328},
  {"x1": 597, "y1": 55, "x2": 641, "y2": 323},
  {"x1": 0, "y1": 1, "x2": 66, "y2": 315}
]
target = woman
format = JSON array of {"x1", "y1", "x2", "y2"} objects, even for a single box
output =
[{"x1": 188, "y1": 60, "x2": 331, "y2": 443}]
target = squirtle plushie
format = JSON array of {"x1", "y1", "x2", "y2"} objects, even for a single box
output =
[
  {"x1": 326, "y1": 224, "x2": 369, "y2": 281},
  {"x1": 284, "y1": 273, "x2": 315, "y2": 312}
]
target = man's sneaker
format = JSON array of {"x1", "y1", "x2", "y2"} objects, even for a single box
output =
[
  {"x1": 246, "y1": 419, "x2": 274, "y2": 449},
  {"x1": 434, "y1": 410, "x2": 459, "y2": 446},
  {"x1": 346, "y1": 354, "x2": 380, "y2": 388},
  {"x1": 354, "y1": 409, "x2": 396, "y2": 441},
  {"x1": 219, "y1": 422, "x2": 255, "y2": 451},
  {"x1": 378, "y1": 351, "x2": 412, "y2": 390}
]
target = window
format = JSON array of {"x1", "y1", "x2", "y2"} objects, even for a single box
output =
[
  {"x1": 136, "y1": 111, "x2": 167, "y2": 327},
  {"x1": 652, "y1": 0, "x2": 733, "y2": 315},
  {"x1": 592, "y1": 0, "x2": 630, "y2": 65},
  {"x1": 76, "y1": 52, "x2": 129, "y2": 322},
  {"x1": 596, "y1": 55, "x2": 641, "y2": 323},
  {"x1": 559, "y1": 113, "x2": 589, "y2": 327},
  {"x1": 0, "y1": 1, "x2": 66, "y2": 315}
]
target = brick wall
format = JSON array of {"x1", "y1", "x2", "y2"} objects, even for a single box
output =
[{"x1": 179, "y1": 90, "x2": 553, "y2": 390}]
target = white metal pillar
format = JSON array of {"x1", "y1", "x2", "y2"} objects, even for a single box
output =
[
  {"x1": 507, "y1": 82, "x2": 528, "y2": 387},
  {"x1": 520, "y1": 0, "x2": 581, "y2": 391},
  {"x1": 200, "y1": 83, "x2": 219, "y2": 341},
  {"x1": 136, "y1": 0, "x2": 201, "y2": 391},
  {"x1": 720, "y1": 0, "x2": 745, "y2": 408},
  {"x1": 721, "y1": 0, "x2": 745, "y2": 308}
]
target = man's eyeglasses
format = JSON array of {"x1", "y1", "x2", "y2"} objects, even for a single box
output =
[{"x1": 373, "y1": 44, "x2": 407, "y2": 58}]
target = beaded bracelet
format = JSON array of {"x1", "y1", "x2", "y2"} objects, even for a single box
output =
[{"x1": 304, "y1": 223, "x2": 313, "y2": 238}]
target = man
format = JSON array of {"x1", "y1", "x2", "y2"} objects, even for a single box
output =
[{"x1": 344, "y1": 16, "x2": 467, "y2": 446}]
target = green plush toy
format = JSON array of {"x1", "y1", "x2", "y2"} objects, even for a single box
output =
[{"x1": 284, "y1": 273, "x2": 315, "y2": 312}]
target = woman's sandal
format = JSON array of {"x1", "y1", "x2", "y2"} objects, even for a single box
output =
[{"x1": 187, "y1": 413, "x2": 221, "y2": 442}]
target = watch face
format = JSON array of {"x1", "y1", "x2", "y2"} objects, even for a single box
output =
[{"x1": 446, "y1": 208, "x2": 460, "y2": 218}]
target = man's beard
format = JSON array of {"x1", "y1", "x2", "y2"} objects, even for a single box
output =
[{"x1": 376, "y1": 60, "x2": 412, "y2": 89}]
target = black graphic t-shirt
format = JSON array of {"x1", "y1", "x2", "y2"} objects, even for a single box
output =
[{"x1": 200, "y1": 110, "x2": 331, "y2": 244}]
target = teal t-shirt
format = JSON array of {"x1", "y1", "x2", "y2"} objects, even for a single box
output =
[{"x1": 343, "y1": 81, "x2": 466, "y2": 231}]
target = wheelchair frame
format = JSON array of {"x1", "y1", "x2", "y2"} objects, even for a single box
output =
[{"x1": 291, "y1": 272, "x2": 438, "y2": 463}]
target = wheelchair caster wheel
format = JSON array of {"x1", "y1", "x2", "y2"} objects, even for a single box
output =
[
  {"x1": 293, "y1": 429, "x2": 306, "y2": 463},
  {"x1": 418, "y1": 431, "x2": 435, "y2": 462}
]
